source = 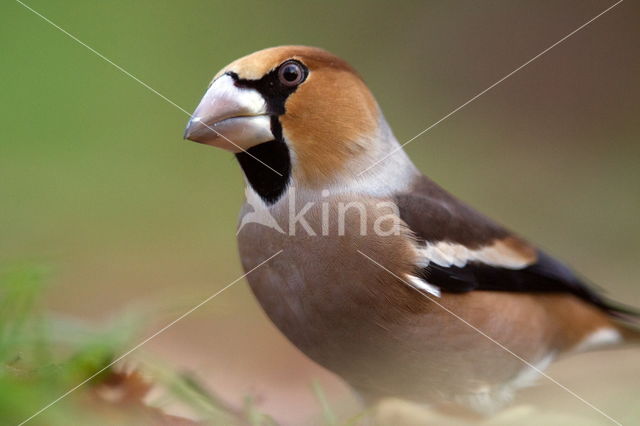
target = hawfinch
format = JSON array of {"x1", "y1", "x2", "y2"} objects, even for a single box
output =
[{"x1": 184, "y1": 46, "x2": 639, "y2": 414}]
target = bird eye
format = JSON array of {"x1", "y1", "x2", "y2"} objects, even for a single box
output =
[{"x1": 278, "y1": 61, "x2": 305, "y2": 86}]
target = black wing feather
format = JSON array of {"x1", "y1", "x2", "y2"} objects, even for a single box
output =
[{"x1": 398, "y1": 176, "x2": 639, "y2": 317}]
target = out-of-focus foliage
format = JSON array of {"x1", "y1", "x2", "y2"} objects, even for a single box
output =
[
  {"x1": 0, "y1": 266, "x2": 264, "y2": 425},
  {"x1": 0, "y1": 265, "x2": 129, "y2": 424}
]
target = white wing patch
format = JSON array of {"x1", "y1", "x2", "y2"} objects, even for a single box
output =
[
  {"x1": 405, "y1": 274, "x2": 441, "y2": 298},
  {"x1": 417, "y1": 240, "x2": 533, "y2": 270},
  {"x1": 406, "y1": 238, "x2": 534, "y2": 299}
]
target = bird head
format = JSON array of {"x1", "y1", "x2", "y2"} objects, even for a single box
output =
[{"x1": 184, "y1": 46, "x2": 413, "y2": 203}]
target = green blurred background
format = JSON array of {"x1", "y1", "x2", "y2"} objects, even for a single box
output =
[{"x1": 1, "y1": 0, "x2": 639, "y2": 424}]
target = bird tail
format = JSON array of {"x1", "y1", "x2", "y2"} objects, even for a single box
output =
[
  {"x1": 616, "y1": 319, "x2": 640, "y2": 344},
  {"x1": 606, "y1": 302, "x2": 640, "y2": 344}
]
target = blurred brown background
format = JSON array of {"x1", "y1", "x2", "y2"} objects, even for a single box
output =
[{"x1": 1, "y1": 0, "x2": 639, "y2": 424}]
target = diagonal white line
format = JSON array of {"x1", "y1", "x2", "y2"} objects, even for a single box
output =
[
  {"x1": 358, "y1": 0, "x2": 625, "y2": 176},
  {"x1": 357, "y1": 249, "x2": 622, "y2": 425},
  {"x1": 18, "y1": 250, "x2": 283, "y2": 426},
  {"x1": 14, "y1": 0, "x2": 283, "y2": 177}
]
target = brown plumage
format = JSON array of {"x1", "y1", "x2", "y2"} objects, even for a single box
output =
[{"x1": 184, "y1": 46, "x2": 639, "y2": 414}]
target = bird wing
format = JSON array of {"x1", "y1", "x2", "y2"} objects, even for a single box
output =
[{"x1": 395, "y1": 175, "x2": 635, "y2": 317}]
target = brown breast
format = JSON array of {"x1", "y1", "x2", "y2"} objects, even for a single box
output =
[{"x1": 236, "y1": 191, "x2": 616, "y2": 404}]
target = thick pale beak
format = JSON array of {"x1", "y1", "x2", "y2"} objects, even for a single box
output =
[{"x1": 183, "y1": 74, "x2": 274, "y2": 152}]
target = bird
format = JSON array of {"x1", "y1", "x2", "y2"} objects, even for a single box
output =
[{"x1": 183, "y1": 46, "x2": 639, "y2": 415}]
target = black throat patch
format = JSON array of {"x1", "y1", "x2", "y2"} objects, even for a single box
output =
[
  {"x1": 235, "y1": 129, "x2": 291, "y2": 204},
  {"x1": 229, "y1": 65, "x2": 306, "y2": 204}
]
